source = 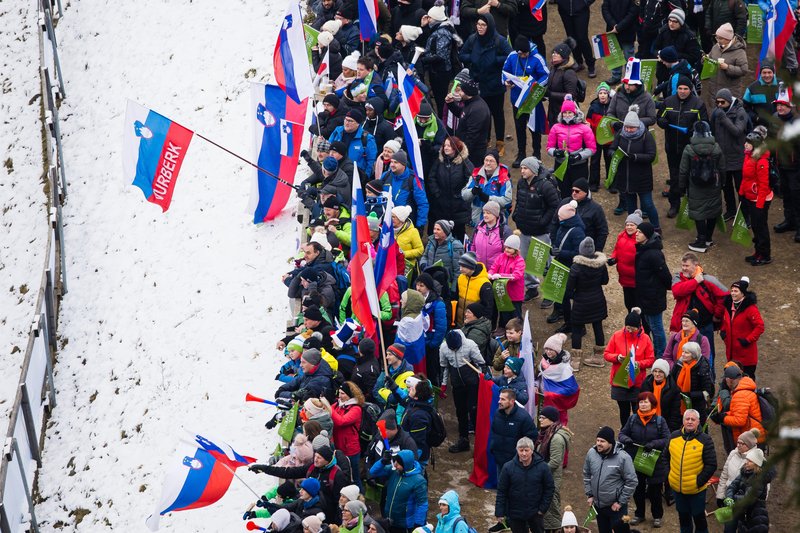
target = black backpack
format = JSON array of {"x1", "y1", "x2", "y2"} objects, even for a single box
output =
[
  {"x1": 427, "y1": 407, "x2": 447, "y2": 447},
  {"x1": 752, "y1": 387, "x2": 778, "y2": 429},
  {"x1": 689, "y1": 153, "x2": 718, "y2": 188},
  {"x1": 359, "y1": 402, "x2": 382, "y2": 453},
  {"x1": 575, "y1": 78, "x2": 587, "y2": 103}
]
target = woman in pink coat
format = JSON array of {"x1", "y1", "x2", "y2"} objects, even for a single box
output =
[
  {"x1": 488, "y1": 233, "x2": 526, "y2": 325},
  {"x1": 546, "y1": 95, "x2": 597, "y2": 197}
]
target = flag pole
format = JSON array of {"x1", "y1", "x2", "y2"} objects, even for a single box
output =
[
  {"x1": 220, "y1": 462, "x2": 262, "y2": 499},
  {"x1": 376, "y1": 316, "x2": 389, "y2": 376}
]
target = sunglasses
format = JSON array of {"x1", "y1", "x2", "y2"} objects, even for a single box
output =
[
  {"x1": 715, "y1": 100, "x2": 727, "y2": 105},
  {"x1": 571, "y1": 188, "x2": 582, "y2": 193}
]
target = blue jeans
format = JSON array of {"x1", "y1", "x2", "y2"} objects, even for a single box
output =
[
  {"x1": 611, "y1": 42, "x2": 636, "y2": 79},
  {"x1": 644, "y1": 313, "x2": 666, "y2": 360},
  {"x1": 699, "y1": 322, "x2": 716, "y2": 381},
  {"x1": 347, "y1": 453, "x2": 362, "y2": 490},
  {"x1": 625, "y1": 191, "x2": 660, "y2": 229}
]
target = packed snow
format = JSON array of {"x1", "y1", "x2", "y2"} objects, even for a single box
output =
[
  {"x1": 0, "y1": 1, "x2": 49, "y2": 433},
  {"x1": 34, "y1": 1, "x2": 305, "y2": 530}
]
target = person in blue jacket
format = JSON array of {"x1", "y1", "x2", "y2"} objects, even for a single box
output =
[
  {"x1": 368, "y1": 449, "x2": 429, "y2": 532},
  {"x1": 435, "y1": 490, "x2": 470, "y2": 533},
  {"x1": 503, "y1": 36, "x2": 550, "y2": 166},
  {"x1": 333, "y1": 4, "x2": 360, "y2": 56},
  {"x1": 546, "y1": 200, "x2": 586, "y2": 328},
  {"x1": 328, "y1": 108, "x2": 379, "y2": 180},
  {"x1": 491, "y1": 356, "x2": 529, "y2": 405},
  {"x1": 416, "y1": 273, "x2": 448, "y2": 387},
  {"x1": 378, "y1": 150, "x2": 429, "y2": 230}
]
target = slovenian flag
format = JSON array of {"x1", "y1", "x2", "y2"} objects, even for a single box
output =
[
  {"x1": 760, "y1": 0, "x2": 797, "y2": 65},
  {"x1": 249, "y1": 82, "x2": 308, "y2": 223},
  {"x1": 526, "y1": 102, "x2": 548, "y2": 133},
  {"x1": 530, "y1": 0, "x2": 546, "y2": 20},
  {"x1": 627, "y1": 344, "x2": 638, "y2": 388},
  {"x1": 540, "y1": 356, "x2": 580, "y2": 413},
  {"x1": 313, "y1": 48, "x2": 330, "y2": 90},
  {"x1": 374, "y1": 191, "x2": 399, "y2": 297},
  {"x1": 519, "y1": 311, "x2": 537, "y2": 419},
  {"x1": 396, "y1": 66, "x2": 426, "y2": 180},
  {"x1": 469, "y1": 376, "x2": 501, "y2": 488},
  {"x1": 145, "y1": 433, "x2": 256, "y2": 531},
  {"x1": 123, "y1": 100, "x2": 194, "y2": 212},
  {"x1": 274, "y1": 2, "x2": 314, "y2": 104},
  {"x1": 396, "y1": 312, "x2": 428, "y2": 370},
  {"x1": 358, "y1": 0, "x2": 379, "y2": 42},
  {"x1": 592, "y1": 33, "x2": 612, "y2": 59},
  {"x1": 350, "y1": 169, "x2": 381, "y2": 336}
]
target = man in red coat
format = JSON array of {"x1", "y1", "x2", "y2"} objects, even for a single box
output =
[
  {"x1": 670, "y1": 252, "x2": 728, "y2": 379},
  {"x1": 719, "y1": 277, "x2": 764, "y2": 379}
]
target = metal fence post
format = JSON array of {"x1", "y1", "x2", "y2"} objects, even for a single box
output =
[
  {"x1": 10, "y1": 439, "x2": 39, "y2": 533},
  {"x1": 34, "y1": 314, "x2": 57, "y2": 410},
  {"x1": 19, "y1": 385, "x2": 41, "y2": 467}
]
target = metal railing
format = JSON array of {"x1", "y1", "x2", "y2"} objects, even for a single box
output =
[{"x1": 0, "y1": 1, "x2": 67, "y2": 532}]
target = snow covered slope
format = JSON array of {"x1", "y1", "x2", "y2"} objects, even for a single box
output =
[{"x1": 35, "y1": 1, "x2": 302, "y2": 530}]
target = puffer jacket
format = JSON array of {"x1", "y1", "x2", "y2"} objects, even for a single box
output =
[
  {"x1": 459, "y1": 14, "x2": 513, "y2": 95},
  {"x1": 379, "y1": 166, "x2": 430, "y2": 228},
  {"x1": 277, "y1": 358, "x2": 335, "y2": 401},
  {"x1": 462, "y1": 316, "x2": 494, "y2": 359},
  {"x1": 435, "y1": 490, "x2": 470, "y2": 533},
  {"x1": 607, "y1": 85, "x2": 657, "y2": 127},
  {"x1": 635, "y1": 234, "x2": 671, "y2": 314},
  {"x1": 422, "y1": 291, "x2": 448, "y2": 350},
  {"x1": 470, "y1": 219, "x2": 513, "y2": 269},
  {"x1": 652, "y1": 24, "x2": 703, "y2": 73},
  {"x1": 490, "y1": 403, "x2": 538, "y2": 468},
  {"x1": 492, "y1": 373, "x2": 529, "y2": 405},
  {"x1": 705, "y1": 37, "x2": 749, "y2": 107},
  {"x1": 678, "y1": 135, "x2": 725, "y2": 220},
  {"x1": 552, "y1": 214, "x2": 586, "y2": 267},
  {"x1": 716, "y1": 448, "x2": 748, "y2": 499},
  {"x1": 396, "y1": 220, "x2": 424, "y2": 276},
  {"x1": 664, "y1": 427, "x2": 717, "y2": 495},
  {"x1": 364, "y1": 97, "x2": 398, "y2": 152},
  {"x1": 610, "y1": 229, "x2": 636, "y2": 288},
  {"x1": 710, "y1": 97, "x2": 748, "y2": 171},
  {"x1": 582, "y1": 442, "x2": 638, "y2": 508},
  {"x1": 419, "y1": 21, "x2": 460, "y2": 74},
  {"x1": 369, "y1": 449, "x2": 428, "y2": 528},
  {"x1": 546, "y1": 111, "x2": 597, "y2": 164},
  {"x1": 604, "y1": 327, "x2": 655, "y2": 388},
  {"x1": 462, "y1": 164, "x2": 514, "y2": 225},
  {"x1": 726, "y1": 468, "x2": 771, "y2": 532},
  {"x1": 513, "y1": 168, "x2": 561, "y2": 237},
  {"x1": 565, "y1": 252, "x2": 609, "y2": 324},
  {"x1": 496, "y1": 453, "x2": 555, "y2": 518},
  {"x1": 657, "y1": 93, "x2": 708, "y2": 153},
  {"x1": 450, "y1": 95, "x2": 492, "y2": 166},
  {"x1": 331, "y1": 401, "x2": 362, "y2": 455},
  {"x1": 720, "y1": 293, "x2": 764, "y2": 367},
  {"x1": 488, "y1": 252, "x2": 526, "y2": 301},
  {"x1": 550, "y1": 195, "x2": 609, "y2": 251},
  {"x1": 740, "y1": 148, "x2": 773, "y2": 208},
  {"x1": 428, "y1": 144, "x2": 474, "y2": 226},
  {"x1": 609, "y1": 124, "x2": 657, "y2": 193},
  {"x1": 618, "y1": 412, "x2": 671, "y2": 483},
  {"x1": 401, "y1": 397, "x2": 435, "y2": 461},
  {"x1": 439, "y1": 330, "x2": 486, "y2": 387},
  {"x1": 420, "y1": 234, "x2": 465, "y2": 293},
  {"x1": 641, "y1": 373, "x2": 683, "y2": 431},
  {"x1": 670, "y1": 356, "x2": 715, "y2": 421},
  {"x1": 546, "y1": 58, "x2": 579, "y2": 128},
  {"x1": 669, "y1": 270, "x2": 728, "y2": 332},
  {"x1": 721, "y1": 376, "x2": 765, "y2": 443}
]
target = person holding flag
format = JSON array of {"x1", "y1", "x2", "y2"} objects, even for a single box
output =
[
  {"x1": 417, "y1": 2, "x2": 462, "y2": 117},
  {"x1": 546, "y1": 95, "x2": 596, "y2": 198},
  {"x1": 378, "y1": 150, "x2": 429, "y2": 230},
  {"x1": 603, "y1": 307, "x2": 655, "y2": 427},
  {"x1": 599, "y1": 0, "x2": 638, "y2": 85}
]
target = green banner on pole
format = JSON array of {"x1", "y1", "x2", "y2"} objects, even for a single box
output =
[
  {"x1": 541, "y1": 260, "x2": 570, "y2": 304},
  {"x1": 516, "y1": 82, "x2": 547, "y2": 117},
  {"x1": 612, "y1": 352, "x2": 634, "y2": 388},
  {"x1": 553, "y1": 156, "x2": 569, "y2": 181},
  {"x1": 747, "y1": 5, "x2": 764, "y2": 44},
  {"x1": 525, "y1": 237, "x2": 551, "y2": 277},
  {"x1": 584, "y1": 505, "x2": 598, "y2": 527},
  {"x1": 596, "y1": 116, "x2": 620, "y2": 145},
  {"x1": 701, "y1": 56, "x2": 719, "y2": 80},
  {"x1": 731, "y1": 206, "x2": 753, "y2": 248},
  {"x1": 675, "y1": 196, "x2": 695, "y2": 231},
  {"x1": 304, "y1": 24, "x2": 319, "y2": 65},
  {"x1": 716, "y1": 213, "x2": 727, "y2": 234},
  {"x1": 492, "y1": 278, "x2": 515, "y2": 311},
  {"x1": 278, "y1": 402, "x2": 299, "y2": 443},
  {"x1": 640, "y1": 60, "x2": 658, "y2": 93},
  {"x1": 592, "y1": 33, "x2": 627, "y2": 70},
  {"x1": 604, "y1": 148, "x2": 626, "y2": 189}
]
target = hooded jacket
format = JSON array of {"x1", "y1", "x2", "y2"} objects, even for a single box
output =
[
  {"x1": 400, "y1": 398, "x2": 434, "y2": 461},
  {"x1": 513, "y1": 168, "x2": 560, "y2": 237},
  {"x1": 547, "y1": 57, "x2": 579, "y2": 128},
  {"x1": 369, "y1": 449, "x2": 428, "y2": 528},
  {"x1": 471, "y1": 218, "x2": 513, "y2": 272},
  {"x1": 420, "y1": 234, "x2": 465, "y2": 293},
  {"x1": 428, "y1": 143, "x2": 474, "y2": 225},
  {"x1": 740, "y1": 148, "x2": 773, "y2": 208},
  {"x1": 450, "y1": 95, "x2": 492, "y2": 166},
  {"x1": 491, "y1": 373, "x2": 529, "y2": 405},
  {"x1": 610, "y1": 229, "x2": 636, "y2": 288},
  {"x1": 462, "y1": 164, "x2": 514, "y2": 225},
  {"x1": 496, "y1": 453, "x2": 555, "y2": 519},
  {"x1": 582, "y1": 442, "x2": 638, "y2": 508},
  {"x1": 277, "y1": 358, "x2": 335, "y2": 401},
  {"x1": 720, "y1": 293, "x2": 764, "y2": 367},
  {"x1": 462, "y1": 315, "x2": 494, "y2": 359},
  {"x1": 721, "y1": 375, "x2": 766, "y2": 443},
  {"x1": 459, "y1": 14, "x2": 513, "y2": 95},
  {"x1": 552, "y1": 214, "x2": 586, "y2": 267},
  {"x1": 455, "y1": 263, "x2": 493, "y2": 326},
  {"x1": 379, "y1": 165, "x2": 430, "y2": 228},
  {"x1": 461, "y1": 0, "x2": 518, "y2": 36},
  {"x1": 546, "y1": 109, "x2": 597, "y2": 163},
  {"x1": 488, "y1": 251, "x2": 526, "y2": 301},
  {"x1": 670, "y1": 355, "x2": 715, "y2": 420},
  {"x1": 706, "y1": 37, "x2": 749, "y2": 109},
  {"x1": 678, "y1": 134, "x2": 726, "y2": 220},
  {"x1": 566, "y1": 251, "x2": 609, "y2": 324},
  {"x1": 435, "y1": 490, "x2": 470, "y2": 533},
  {"x1": 419, "y1": 21, "x2": 461, "y2": 73},
  {"x1": 422, "y1": 290, "x2": 448, "y2": 349},
  {"x1": 551, "y1": 195, "x2": 609, "y2": 251},
  {"x1": 364, "y1": 97, "x2": 398, "y2": 152},
  {"x1": 329, "y1": 124, "x2": 379, "y2": 179},
  {"x1": 439, "y1": 330, "x2": 485, "y2": 387},
  {"x1": 502, "y1": 47, "x2": 550, "y2": 104},
  {"x1": 635, "y1": 234, "x2": 671, "y2": 314},
  {"x1": 332, "y1": 401, "x2": 363, "y2": 455}
]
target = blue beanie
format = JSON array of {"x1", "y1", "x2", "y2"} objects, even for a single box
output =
[
  {"x1": 323, "y1": 156, "x2": 339, "y2": 172},
  {"x1": 300, "y1": 477, "x2": 321, "y2": 497}
]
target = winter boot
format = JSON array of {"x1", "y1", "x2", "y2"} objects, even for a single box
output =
[
  {"x1": 570, "y1": 349, "x2": 582, "y2": 372},
  {"x1": 448, "y1": 437, "x2": 470, "y2": 453},
  {"x1": 584, "y1": 345, "x2": 606, "y2": 368},
  {"x1": 496, "y1": 140, "x2": 505, "y2": 157}
]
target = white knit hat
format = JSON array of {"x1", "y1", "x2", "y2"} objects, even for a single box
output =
[
  {"x1": 392, "y1": 205, "x2": 413, "y2": 222},
  {"x1": 321, "y1": 19, "x2": 342, "y2": 34},
  {"x1": 399, "y1": 25, "x2": 423, "y2": 42},
  {"x1": 340, "y1": 485, "x2": 361, "y2": 503},
  {"x1": 383, "y1": 139, "x2": 402, "y2": 154},
  {"x1": 310, "y1": 231, "x2": 332, "y2": 252},
  {"x1": 342, "y1": 51, "x2": 360, "y2": 71},
  {"x1": 504, "y1": 234, "x2": 521, "y2": 251},
  {"x1": 427, "y1": 3, "x2": 447, "y2": 22},
  {"x1": 561, "y1": 506, "x2": 579, "y2": 527},
  {"x1": 317, "y1": 30, "x2": 334, "y2": 48}
]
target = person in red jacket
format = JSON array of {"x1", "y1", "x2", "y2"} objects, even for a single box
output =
[
  {"x1": 331, "y1": 381, "x2": 364, "y2": 489},
  {"x1": 604, "y1": 307, "x2": 656, "y2": 426},
  {"x1": 608, "y1": 210, "x2": 641, "y2": 313},
  {"x1": 709, "y1": 365, "x2": 766, "y2": 453},
  {"x1": 719, "y1": 277, "x2": 765, "y2": 379},
  {"x1": 740, "y1": 127, "x2": 774, "y2": 266}
]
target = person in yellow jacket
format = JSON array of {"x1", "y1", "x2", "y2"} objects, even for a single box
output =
[
  {"x1": 454, "y1": 252, "x2": 493, "y2": 327},
  {"x1": 663, "y1": 409, "x2": 717, "y2": 533},
  {"x1": 392, "y1": 205, "x2": 424, "y2": 277}
]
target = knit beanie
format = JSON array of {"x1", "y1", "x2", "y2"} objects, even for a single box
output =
[
  {"x1": 383, "y1": 139, "x2": 402, "y2": 154},
  {"x1": 466, "y1": 302, "x2": 486, "y2": 318},
  {"x1": 302, "y1": 348, "x2": 323, "y2": 366},
  {"x1": 346, "y1": 500, "x2": 368, "y2": 516},
  {"x1": 312, "y1": 433, "x2": 330, "y2": 451},
  {"x1": 520, "y1": 156, "x2": 540, "y2": 173},
  {"x1": 746, "y1": 126, "x2": 767, "y2": 147},
  {"x1": 271, "y1": 509, "x2": 292, "y2": 531},
  {"x1": 415, "y1": 272, "x2": 435, "y2": 292},
  {"x1": 739, "y1": 429, "x2": 760, "y2": 449},
  {"x1": 485, "y1": 149, "x2": 500, "y2": 164},
  {"x1": 561, "y1": 94, "x2": 577, "y2": 114},
  {"x1": 557, "y1": 200, "x2": 578, "y2": 221},
  {"x1": 693, "y1": 120, "x2": 712, "y2": 138},
  {"x1": 323, "y1": 93, "x2": 340, "y2": 108},
  {"x1": 504, "y1": 356, "x2": 523, "y2": 375},
  {"x1": 391, "y1": 150, "x2": 409, "y2": 167},
  {"x1": 552, "y1": 38, "x2": 574, "y2": 60},
  {"x1": 458, "y1": 251, "x2": 478, "y2": 270},
  {"x1": 572, "y1": 177, "x2": 590, "y2": 193},
  {"x1": 322, "y1": 196, "x2": 341, "y2": 209},
  {"x1": 504, "y1": 234, "x2": 521, "y2": 251},
  {"x1": 625, "y1": 306, "x2": 642, "y2": 327},
  {"x1": 315, "y1": 444, "x2": 334, "y2": 462},
  {"x1": 427, "y1": 1, "x2": 447, "y2": 21},
  {"x1": 323, "y1": 156, "x2": 339, "y2": 172},
  {"x1": 399, "y1": 25, "x2": 423, "y2": 42},
  {"x1": 682, "y1": 308, "x2": 700, "y2": 327},
  {"x1": 378, "y1": 41, "x2": 395, "y2": 60},
  {"x1": 277, "y1": 480, "x2": 300, "y2": 500},
  {"x1": 543, "y1": 332, "x2": 567, "y2": 352},
  {"x1": 330, "y1": 141, "x2": 348, "y2": 155},
  {"x1": 346, "y1": 107, "x2": 365, "y2": 123},
  {"x1": 637, "y1": 221, "x2": 655, "y2": 239},
  {"x1": 578, "y1": 236, "x2": 595, "y2": 257},
  {"x1": 317, "y1": 30, "x2": 335, "y2": 48},
  {"x1": 651, "y1": 358, "x2": 670, "y2": 376},
  {"x1": 366, "y1": 179, "x2": 384, "y2": 195},
  {"x1": 367, "y1": 212, "x2": 381, "y2": 232},
  {"x1": 359, "y1": 337, "x2": 376, "y2": 358},
  {"x1": 676, "y1": 75, "x2": 693, "y2": 89},
  {"x1": 300, "y1": 477, "x2": 321, "y2": 497},
  {"x1": 597, "y1": 426, "x2": 616, "y2": 447},
  {"x1": 387, "y1": 343, "x2": 406, "y2": 359},
  {"x1": 596, "y1": 81, "x2": 611, "y2": 95},
  {"x1": 482, "y1": 200, "x2": 501, "y2": 218},
  {"x1": 561, "y1": 506, "x2": 579, "y2": 528},
  {"x1": 379, "y1": 409, "x2": 398, "y2": 430},
  {"x1": 436, "y1": 219, "x2": 454, "y2": 235},
  {"x1": 623, "y1": 104, "x2": 641, "y2": 128},
  {"x1": 418, "y1": 102, "x2": 433, "y2": 117},
  {"x1": 668, "y1": 7, "x2": 685, "y2": 25},
  {"x1": 445, "y1": 329, "x2": 463, "y2": 351},
  {"x1": 716, "y1": 88, "x2": 733, "y2": 104},
  {"x1": 392, "y1": 205, "x2": 413, "y2": 222},
  {"x1": 287, "y1": 336, "x2": 305, "y2": 353},
  {"x1": 731, "y1": 276, "x2": 750, "y2": 293},
  {"x1": 340, "y1": 484, "x2": 361, "y2": 503},
  {"x1": 716, "y1": 22, "x2": 735, "y2": 41},
  {"x1": 322, "y1": 19, "x2": 342, "y2": 34},
  {"x1": 303, "y1": 516, "x2": 323, "y2": 533},
  {"x1": 746, "y1": 447, "x2": 765, "y2": 467},
  {"x1": 342, "y1": 51, "x2": 360, "y2": 71},
  {"x1": 304, "y1": 306, "x2": 324, "y2": 322},
  {"x1": 658, "y1": 46, "x2": 679, "y2": 63},
  {"x1": 724, "y1": 364, "x2": 744, "y2": 379},
  {"x1": 626, "y1": 209, "x2": 643, "y2": 226},
  {"x1": 541, "y1": 405, "x2": 560, "y2": 423},
  {"x1": 514, "y1": 35, "x2": 531, "y2": 53},
  {"x1": 304, "y1": 398, "x2": 325, "y2": 417},
  {"x1": 461, "y1": 78, "x2": 480, "y2": 97}
]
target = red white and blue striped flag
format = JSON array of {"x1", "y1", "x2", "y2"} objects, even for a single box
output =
[
  {"x1": 396, "y1": 66, "x2": 426, "y2": 180},
  {"x1": 374, "y1": 191, "x2": 399, "y2": 297},
  {"x1": 274, "y1": 2, "x2": 314, "y2": 104},
  {"x1": 469, "y1": 376, "x2": 501, "y2": 488},
  {"x1": 358, "y1": 0, "x2": 379, "y2": 42},
  {"x1": 530, "y1": 0, "x2": 546, "y2": 20},
  {"x1": 350, "y1": 169, "x2": 381, "y2": 336},
  {"x1": 759, "y1": 0, "x2": 797, "y2": 65}
]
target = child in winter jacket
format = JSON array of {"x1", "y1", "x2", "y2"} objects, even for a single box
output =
[
  {"x1": 492, "y1": 317, "x2": 523, "y2": 371},
  {"x1": 488, "y1": 234, "x2": 527, "y2": 324},
  {"x1": 278, "y1": 337, "x2": 306, "y2": 383},
  {"x1": 491, "y1": 356, "x2": 529, "y2": 405},
  {"x1": 740, "y1": 127, "x2": 773, "y2": 265},
  {"x1": 586, "y1": 82, "x2": 615, "y2": 192}
]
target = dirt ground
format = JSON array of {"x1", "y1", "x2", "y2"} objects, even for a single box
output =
[{"x1": 419, "y1": 6, "x2": 800, "y2": 532}]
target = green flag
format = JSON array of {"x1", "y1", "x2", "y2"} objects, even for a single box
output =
[
  {"x1": 747, "y1": 4, "x2": 764, "y2": 43},
  {"x1": 584, "y1": 505, "x2": 598, "y2": 527},
  {"x1": 596, "y1": 116, "x2": 620, "y2": 145},
  {"x1": 680, "y1": 392, "x2": 693, "y2": 411},
  {"x1": 516, "y1": 82, "x2": 547, "y2": 117},
  {"x1": 604, "y1": 148, "x2": 626, "y2": 189},
  {"x1": 731, "y1": 206, "x2": 753, "y2": 248},
  {"x1": 553, "y1": 156, "x2": 569, "y2": 181},
  {"x1": 277, "y1": 402, "x2": 299, "y2": 443},
  {"x1": 492, "y1": 278, "x2": 515, "y2": 311},
  {"x1": 701, "y1": 56, "x2": 719, "y2": 80},
  {"x1": 612, "y1": 351, "x2": 633, "y2": 388},
  {"x1": 716, "y1": 213, "x2": 727, "y2": 234},
  {"x1": 633, "y1": 445, "x2": 662, "y2": 477},
  {"x1": 675, "y1": 196, "x2": 695, "y2": 231},
  {"x1": 525, "y1": 237, "x2": 551, "y2": 277},
  {"x1": 304, "y1": 24, "x2": 319, "y2": 65},
  {"x1": 592, "y1": 33, "x2": 627, "y2": 70},
  {"x1": 541, "y1": 260, "x2": 570, "y2": 304},
  {"x1": 713, "y1": 506, "x2": 734, "y2": 523},
  {"x1": 639, "y1": 60, "x2": 658, "y2": 93}
]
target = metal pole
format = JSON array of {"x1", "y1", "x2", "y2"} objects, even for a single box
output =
[{"x1": 10, "y1": 439, "x2": 40, "y2": 533}]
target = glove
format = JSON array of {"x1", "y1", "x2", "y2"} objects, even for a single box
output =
[
  {"x1": 717, "y1": 498, "x2": 726, "y2": 509},
  {"x1": 387, "y1": 378, "x2": 399, "y2": 391},
  {"x1": 381, "y1": 450, "x2": 393, "y2": 464},
  {"x1": 276, "y1": 397, "x2": 295, "y2": 410},
  {"x1": 720, "y1": 330, "x2": 727, "y2": 340},
  {"x1": 244, "y1": 511, "x2": 257, "y2": 520},
  {"x1": 477, "y1": 189, "x2": 490, "y2": 202},
  {"x1": 643, "y1": 443, "x2": 654, "y2": 453},
  {"x1": 569, "y1": 152, "x2": 582, "y2": 163},
  {"x1": 300, "y1": 149, "x2": 311, "y2": 162},
  {"x1": 265, "y1": 413, "x2": 281, "y2": 430},
  {"x1": 249, "y1": 464, "x2": 269, "y2": 474},
  {"x1": 607, "y1": 257, "x2": 618, "y2": 266},
  {"x1": 471, "y1": 186, "x2": 483, "y2": 197},
  {"x1": 709, "y1": 411, "x2": 726, "y2": 424},
  {"x1": 255, "y1": 496, "x2": 270, "y2": 508},
  {"x1": 265, "y1": 502, "x2": 281, "y2": 514},
  {"x1": 612, "y1": 121, "x2": 623, "y2": 132},
  {"x1": 738, "y1": 338, "x2": 751, "y2": 347},
  {"x1": 724, "y1": 498, "x2": 735, "y2": 508},
  {"x1": 439, "y1": 384, "x2": 448, "y2": 399},
  {"x1": 553, "y1": 149, "x2": 566, "y2": 158},
  {"x1": 629, "y1": 153, "x2": 638, "y2": 162}
]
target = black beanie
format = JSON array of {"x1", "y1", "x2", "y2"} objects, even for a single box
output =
[
  {"x1": 514, "y1": 35, "x2": 531, "y2": 53},
  {"x1": 415, "y1": 272, "x2": 435, "y2": 291},
  {"x1": 445, "y1": 330, "x2": 463, "y2": 351},
  {"x1": 637, "y1": 221, "x2": 655, "y2": 239},
  {"x1": 597, "y1": 426, "x2": 616, "y2": 447},
  {"x1": 359, "y1": 337, "x2": 376, "y2": 358},
  {"x1": 467, "y1": 302, "x2": 486, "y2": 318},
  {"x1": 625, "y1": 307, "x2": 642, "y2": 328},
  {"x1": 323, "y1": 93, "x2": 340, "y2": 107},
  {"x1": 378, "y1": 42, "x2": 394, "y2": 60}
]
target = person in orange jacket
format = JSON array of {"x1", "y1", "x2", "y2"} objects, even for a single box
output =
[{"x1": 709, "y1": 364, "x2": 765, "y2": 455}]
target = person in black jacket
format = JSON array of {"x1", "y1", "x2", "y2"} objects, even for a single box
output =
[
  {"x1": 276, "y1": 346, "x2": 336, "y2": 402},
  {"x1": 670, "y1": 341, "x2": 715, "y2": 424},
  {"x1": 556, "y1": 0, "x2": 596, "y2": 77},
  {"x1": 427, "y1": 136, "x2": 474, "y2": 241},
  {"x1": 367, "y1": 409, "x2": 420, "y2": 465},
  {"x1": 564, "y1": 237, "x2": 608, "y2": 357},
  {"x1": 490, "y1": 388, "x2": 538, "y2": 480},
  {"x1": 493, "y1": 437, "x2": 555, "y2": 533},
  {"x1": 414, "y1": 102, "x2": 447, "y2": 177},
  {"x1": 652, "y1": 9, "x2": 703, "y2": 79},
  {"x1": 508, "y1": 0, "x2": 548, "y2": 56},
  {"x1": 546, "y1": 39, "x2": 579, "y2": 131},
  {"x1": 555, "y1": 178, "x2": 610, "y2": 251},
  {"x1": 600, "y1": 0, "x2": 637, "y2": 84},
  {"x1": 351, "y1": 338, "x2": 381, "y2": 402},
  {"x1": 640, "y1": 359, "x2": 683, "y2": 431},
  {"x1": 316, "y1": 94, "x2": 347, "y2": 140},
  {"x1": 364, "y1": 97, "x2": 398, "y2": 155},
  {"x1": 447, "y1": 78, "x2": 492, "y2": 167},
  {"x1": 400, "y1": 375, "x2": 435, "y2": 463},
  {"x1": 634, "y1": 222, "x2": 672, "y2": 362}
]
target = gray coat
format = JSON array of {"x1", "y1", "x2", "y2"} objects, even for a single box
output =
[
  {"x1": 679, "y1": 136, "x2": 726, "y2": 220},
  {"x1": 419, "y1": 235, "x2": 465, "y2": 292},
  {"x1": 607, "y1": 86, "x2": 657, "y2": 127},
  {"x1": 710, "y1": 97, "x2": 748, "y2": 171},
  {"x1": 583, "y1": 442, "x2": 638, "y2": 509}
]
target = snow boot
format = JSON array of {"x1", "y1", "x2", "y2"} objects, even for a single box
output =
[
  {"x1": 496, "y1": 140, "x2": 505, "y2": 157},
  {"x1": 584, "y1": 345, "x2": 606, "y2": 368},
  {"x1": 570, "y1": 349, "x2": 582, "y2": 372}
]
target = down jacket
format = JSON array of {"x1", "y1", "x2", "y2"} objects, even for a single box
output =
[
  {"x1": 618, "y1": 412, "x2": 671, "y2": 483},
  {"x1": 720, "y1": 293, "x2": 765, "y2": 367},
  {"x1": 513, "y1": 169, "x2": 561, "y2": 237},
  {"x1": 720, "y1": 376, "x2": 765, "y2": 444},
  {"x1": 462, "y1": 164, "x2": 514, "y2": 225},
  {"x1": 420, "y1": 234, "x2": 465, "y2": 293},
  {"x1": 609, "y1": 124, "x2": 657, "y2": 194},
  {"x1": 369, "y1": 449, "x2": 428, "y2": 528},
  {"x1": 664, "y1": 427, "x2": 717, "y2": 495},
  {"x1": 740, "y1": 148, "x2": 772, "y2": 208},
  {"x1": 490, "y1": 403, "x2": 538, "y2": 469},
  {"x1": 610, "y1": 229, "x2": 636, "y2": 288},
  {"x1": 496, "y1": 453, "x2": 555, "y2": 519},
  {"x1": 604, "y1": 327, "x2": 655, "y2": 388},
  {"x1": 582, "y1": 442, "x2": 638, "y2": 508},
  {"x1": 459, "y1": 13, "x2": 513, "y2": 96},
  {"x1": 428, "y1": 144, "x2": 474, "y2": 226},
  {"x1": 550, "y1": 196, "x2": 609, "y2": 252},
  {"x1": 488, "y1": 252, "x2": 526, "y2": 302},
  {"x1": 470, "y1": 219, "x2": 513, "y2": 269},
  {"x1": 565, "y1": 252, "x2": 609, "y2": 324},
  {"x1": 709, "y1": 97, "x2": 748, "y2": 172},
  {"x1": 635, "y1": 234, "x2": 672, "y2": 315},
  {"x1": 551, "y1": 214, "x2": 586, "y2": 268}
]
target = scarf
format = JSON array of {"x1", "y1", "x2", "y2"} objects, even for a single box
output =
[
  {"x1": 676, "y1": 358, "x2": 697, "y2": 393},
  {"x1": 535, "y1": 422, "x2": 562, "y2": 461},
  {"x1": 677, "y1": 328, "x2": 696, "y2": 362},
  {"x1": 638, "y1": 407, "x2": 657, "y2": 427},
  {"x1": 415, "y1": 114, "x2": 439, "y2": 140},
  {"x1": 338, "y1": 397, "x2": 359, "y2": 408},
  {"x1": 651, "y1": 379, "x2": 666, "y2": 416},
  {"x1": 621, "y1": 122, "x2": 646, "y2": 139}
]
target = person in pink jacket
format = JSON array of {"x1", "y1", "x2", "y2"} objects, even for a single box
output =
[
  {"x1": 469, "y1": 200, "x2": 513, "y2": 274},
  {"x1": 546, "y1": 95, "x2": 597, "y2": 198},
  {"x1": 488, "y1": 233, "x2": 526, "y2": 326}
]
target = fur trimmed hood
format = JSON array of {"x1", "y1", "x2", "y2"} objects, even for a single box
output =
[{"x1": 572, "y1": 252, "x2": 608, "y2": 268}]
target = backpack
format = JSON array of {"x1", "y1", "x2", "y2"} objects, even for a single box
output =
[
  {"x1": 575, "y1": 78, "x2": 587, "y2": 103},
  {"x1": 689, "y1": 152, "x2": 718, "y2": 188},
  {"x1": 751, "y1": 387, "x2": 778, "y2": 429},
  {"x1": 359, "y1": 402, "x2": 383, "y2": 452},
  {"x1": 330, "y1": 261, "x2": 351, "y2": 307},
  {"x1": 453, "y1": 517, "x2": 479, "y2": 533},
  {"x1": 767, "y1": 153, "x2": 780, "y2": 192},
  {"x1": 427, "y1": 407, "x2": 447, "y2": 447},
  {"x1": 533, "y1": 170, "x2": 560, "y2": 201}
]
